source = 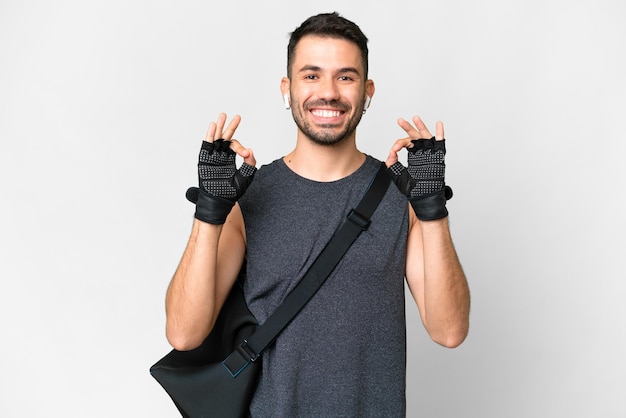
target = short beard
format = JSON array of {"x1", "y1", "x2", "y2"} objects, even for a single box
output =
[{"x1": 291, "y1": 99, "x2": 365, "y2": 146}]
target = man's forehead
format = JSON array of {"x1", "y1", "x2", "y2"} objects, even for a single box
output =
[{"x1": 292, "y1": 35, "x2": 364, "y2": 72}]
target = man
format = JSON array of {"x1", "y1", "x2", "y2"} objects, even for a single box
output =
[{"x1": 165, "y1": 12, "x2": 470, "y2": 417}]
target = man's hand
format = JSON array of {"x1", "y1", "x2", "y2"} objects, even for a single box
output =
[
  {"x1": 187, "y1": 113, "x2": 257, "y2": 224},
  {"x1": 386, "y1": 116, "x2": 452, "y2": 221}
]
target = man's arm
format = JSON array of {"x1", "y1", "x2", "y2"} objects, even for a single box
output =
[
  {"x1": 165, "y1": 113, "x2": 255, "y2": 351},
  {"x1": 165, "y1": 209, "x2": 246, "y2": 351},
  {"x1": 387, "y1": 116, "x2": 470, "y2": 348},
  {"x1": 405, "y1": 209, "x2": 470, "y2": 348}
]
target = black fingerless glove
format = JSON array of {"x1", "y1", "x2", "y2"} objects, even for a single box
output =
[
  {"x1": 186, "y1": 139, "x2": 256, "y2": 224},
  {"x1": 388, "y1": 137, "x2": 453, "y2": 221}
]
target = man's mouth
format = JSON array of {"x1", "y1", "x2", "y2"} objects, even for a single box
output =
[{"x1": 310, "y1": 109, "x2": 344, "y2": 118}]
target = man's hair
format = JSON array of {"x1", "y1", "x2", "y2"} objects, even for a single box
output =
[{"x1": 287, "y1": 12, "x2": 369, "y2": 79}]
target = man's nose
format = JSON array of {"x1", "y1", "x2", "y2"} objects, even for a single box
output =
[{"x1": 317, "y1": 78, "x2": 341, "y2": 101}]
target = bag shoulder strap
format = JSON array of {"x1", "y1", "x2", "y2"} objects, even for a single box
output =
[{"x1": 223, "y1": 162, "x2": 390, "y2": 376}]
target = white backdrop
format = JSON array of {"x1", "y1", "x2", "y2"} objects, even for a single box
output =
[{"x1": 1, "y1": 0, "x2": 625, "y2": 417}]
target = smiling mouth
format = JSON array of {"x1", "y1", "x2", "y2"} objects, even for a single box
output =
[{"x1": 310, "y1": 109, "x2": 344, "y2": 118}]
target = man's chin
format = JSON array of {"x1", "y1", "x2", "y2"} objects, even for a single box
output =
[
  {"x1": 295, "y1": 116, "x2": 357, "y2": 146},
  {"x1": 307, "y1": 130, "x2": 351, "y2": 146}
]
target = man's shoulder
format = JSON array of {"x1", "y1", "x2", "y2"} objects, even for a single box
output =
[
  {"x1": 238, "y1": 158, "x2": 286, "y2": 206},
  {"x1": 254, "y1": 158, "x2": 285, "y2": 177}
]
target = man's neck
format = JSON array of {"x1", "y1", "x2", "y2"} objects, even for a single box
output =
[{"x1": 283, "y1": 135, "x2": 365, "y2": 182}]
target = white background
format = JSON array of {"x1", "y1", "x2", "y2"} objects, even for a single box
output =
[{"x1": 1, "y1": 0, "x2": 625, "y2": 417}]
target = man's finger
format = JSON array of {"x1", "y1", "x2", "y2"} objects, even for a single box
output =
[
  {"x1": 204, "y1": 122, "x2": 216, "y2": 143},
  {"x1": 214, "y1": 113, "x2": 227, "y2": 138},
  {"x1": 411, "y1": 116, "x2": 432, "y2": 138},
  {"x1": 230, "y1": 139, "x2": 257, "y2": 167},
  {"x1": 386, "y1": 138, "x2": 406, "y2": 167},
  {"x1": 435, "y1": 121, "x2": 445, "y2": 141},
  {"x1": 397, "y1": 118, "x2": 420, "y2": 138},
  {"x1": 222, "y1": 114, "x2": 241, "y2": 140}
]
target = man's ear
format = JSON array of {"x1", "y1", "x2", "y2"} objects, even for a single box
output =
[
  {"x1": 365, "y1": 79, "x2": 375, "y2": 102},
  {"x1": 280, "y1": 77, "x2": 291, "y2": 109},
  {"x1": 280, "y1": 77, "x2": 290, "y2": 97}
]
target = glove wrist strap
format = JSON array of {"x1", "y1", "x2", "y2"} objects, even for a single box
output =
[
  {"x1": 409, "y1": 186, "x2": 453, "y2": 221},
  {"x1": 186, "y1": 187, "x2": 235, "y2": 225}
]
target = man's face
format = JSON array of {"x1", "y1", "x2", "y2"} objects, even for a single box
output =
[{"x1": 284, "y1": 35, "x2": 373, "y2": 146}]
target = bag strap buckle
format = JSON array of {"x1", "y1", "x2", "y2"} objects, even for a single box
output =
[
  {"x1": 347, "y1": 209, "x2": 371, "y2": 231},
  {"x1": 222, "y1": 340, "x2": 260, "y2": 378},
  {"x1": 238, "y1": 339, "x2": 260, "y2": 363}
]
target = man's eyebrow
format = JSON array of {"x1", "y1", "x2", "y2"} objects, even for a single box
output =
[
  {"x1": 337, "y1": 67, "x2": 361, "y2": 75},
  {"x1": 297, "y1": 65, "x2": 322, "y2": 73},
  {"x1": 297, "y1": 65, "x2": 362, "y2": 76}
]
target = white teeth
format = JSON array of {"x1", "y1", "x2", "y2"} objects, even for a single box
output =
[{"x1": 311, "y1": 109, "x2": 341, "y2": 118}]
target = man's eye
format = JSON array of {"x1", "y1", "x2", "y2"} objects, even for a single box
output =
[
  {"x1": 304, "y1": 75, "x2": 318, "y2": 80},
  {"x1": 338, "y1": 76, "x2": 354, "y2": 81}
]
